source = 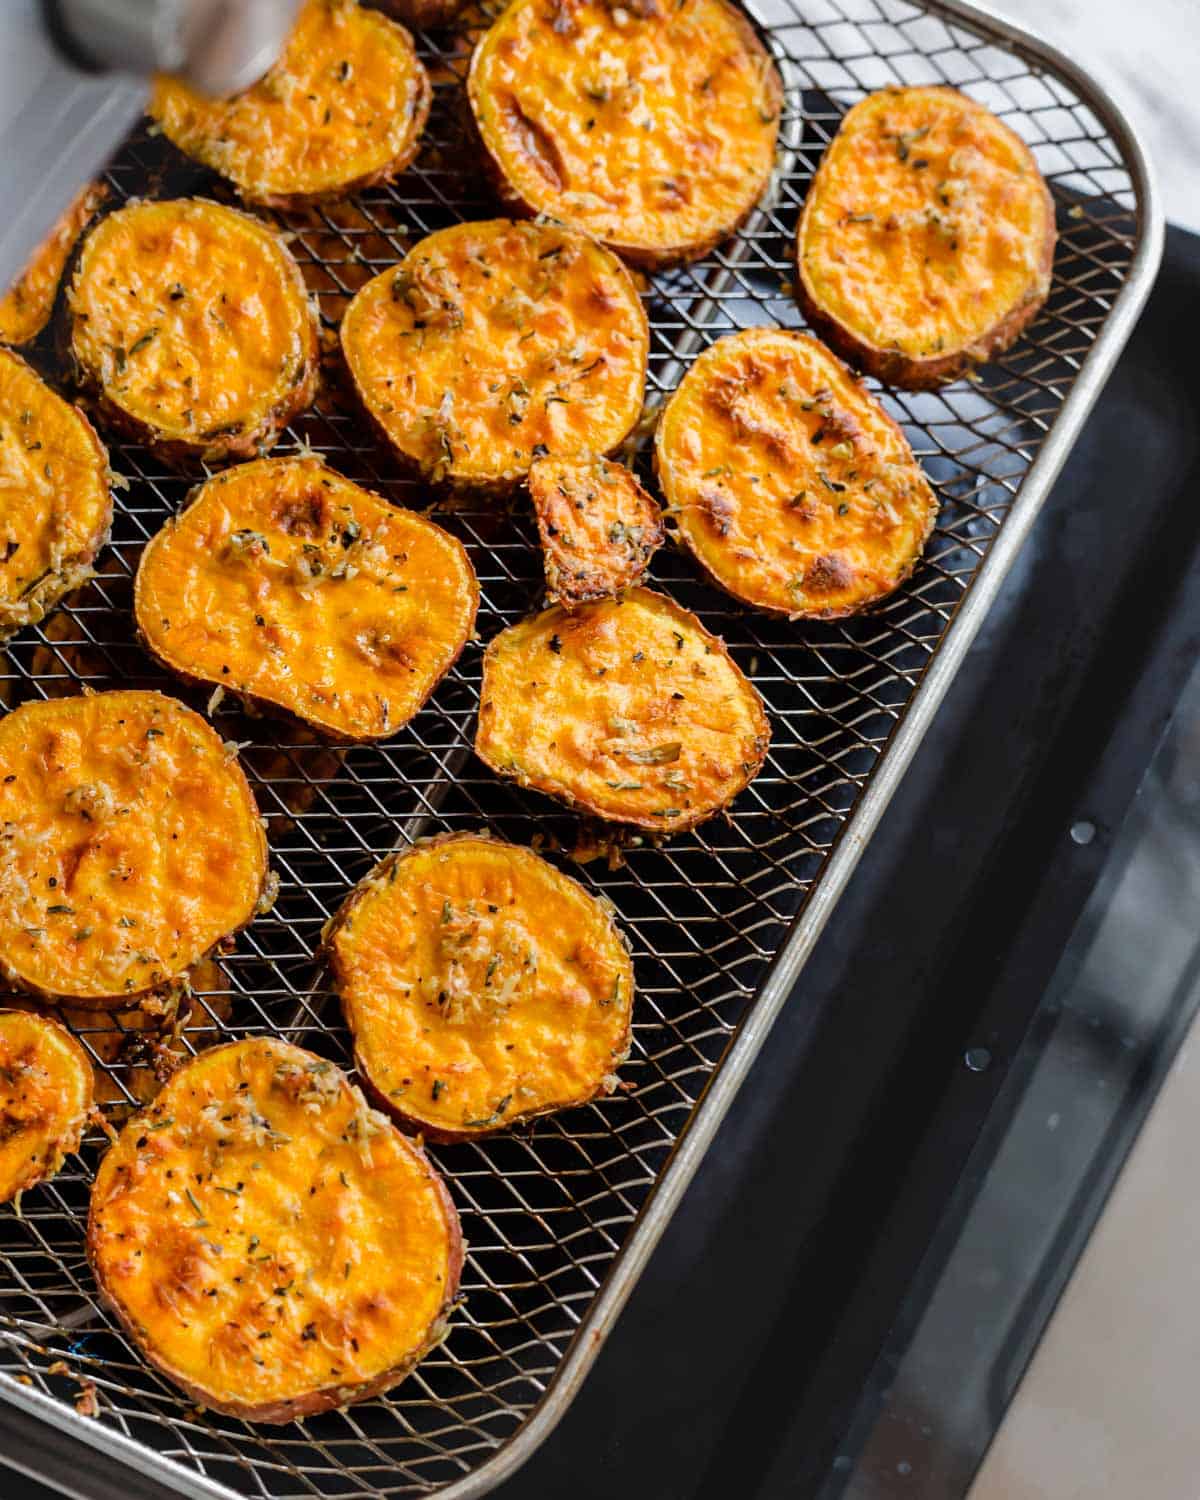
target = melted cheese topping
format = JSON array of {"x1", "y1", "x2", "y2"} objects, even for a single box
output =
[
  {"x1": 530, "y1": 453, "x2": 663, "y2": 606},
  {"x1": 0, "y1": 1011, "x2": 92, "y2": 1201},
  {"x1": 331, "y1": 834, "x2": 633, "y2": 1136},
  {"x1": 341, "y1": 219, "x2": 647, "y2": 487},
  {"x1": 89, "y1": 1038, "x2": 459, "y2": 1418},
  {"x1": 135, "y1": 456, "x2": 478, "y2": 741},
  {"x1": 0, "y1": 691, "x2": 267, "y2": 1002},
  {"x1": 799, "y1": 86, "x2": 1054, "y2": 362},
  {"x1": 150, "y1": 0, "x2": 430, "y2": 205},
  {"x1": 476, "y1": 586, "x2": 768, "y2": 833},
  {"x1": 656, "y1": 328, "x2": 937, "y2": 617},
  {"x1": 68, "y1": 199, "x2": 316, "y2": 452},
  {"x1": 0, "y1": 348, "x2": 111, "y2": 638},
  {"x1": 0, "y1": 183, "x2": 106, "y2": 347},
  {"x1": 469, "y1": 0, "x2": 780, "y2": 262}
]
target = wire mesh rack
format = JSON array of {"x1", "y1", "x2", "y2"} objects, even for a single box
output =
[{"x1": 0, "y1": 0, "x2": 1160, "y2": 1496}]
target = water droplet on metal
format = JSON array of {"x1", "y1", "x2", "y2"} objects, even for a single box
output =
[
  {"x1": 1070, "y1": 819, "x2": 1095, "y2": 845},
  {"x1": 964, "y1": 1047, "x2": 991, "y2": 1072}
]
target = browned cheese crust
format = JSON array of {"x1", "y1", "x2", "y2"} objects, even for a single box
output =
[
  {"x1": 529, "y1": 453, "x2": 664, "y2": 606},
  {"x1": 135, "y1": 455, "x2": 479, "y2": 741},
  {"x1": 150, "y1": 0, "x2": 431, "y2": 208},
  {"x1": 0, "y1": 347, "x2": 112, "y2": 640},
  {"x1": 468, "y1": 0, "x2": 782, "y2": 267},
  {"x1": 475, "y1": 586, "x2": 769, "y2": 834},
  {"x1": 87, "y1": 1037, "x2": 463, "y2": 1421},
  {"x1": 655, "y1": 327, "x2": 938, "y2": 618},
  {"x1": 326, "y1": 831, "x2": 634, "y2": 1140},
  {"x1": 0, "y1": 1010, "x2": 93, "y2": 1201},
  {"x1": 796, "y1": 86, "x2": 1057, "y2": 389},
  {"x1": 67, "y1": 198, "x2": 319, "y2": 466},
  {"x1": 341, "y1": 218, "x2": 648, "y2": 492},
  {"x1": 0, "y1": 691, "x2": 269, "y2": 1007}
]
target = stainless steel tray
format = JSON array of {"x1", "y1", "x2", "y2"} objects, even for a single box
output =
[{"x1": 0, "y1": 1, "x2": 1161, "y2": 1496}]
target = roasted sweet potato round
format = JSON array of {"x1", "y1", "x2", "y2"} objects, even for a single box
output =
[
  {"x1": 529, "y1": 453, "x2": 663, "y2": 607},
  {"x1": 655, "y1": 327, "x2": 938, "y2": 618},
  {"x1": 0, "y1": 347, "x2": 111, "y2": 640},
  {"x1": 68, "y1": 198, "x2": 318, "y2": 465},
  {"x1": 476, "y1": 586, "x2": 768, "y2": 833},
  {"x1": 796, "y1": 86, "x2": 1056, "y2": 390},
  {"x1": 88, "y1": 1037, "x2": 462, "y2": 1422},
  {"x1": 0, "y1": 691, "x2": 268, "y2": 1006},
  {"x1": 0, "y1": 182, "x2": 107, "y2": 347},
  {"x1": 341, "y1": 219, "x2": 648, "y2": 490},
  {"x1": 326, "y1": 832, "x2": 633, "y2": 1141},
  {"x1": 468, "y1": 0, "x2": 781, "y2": 268},
  {"x1": 150, "y1": 0, "x2": 431, "y2": 208},
  {"x1": 0, "y1": 1010, "x2": 93, "y2": 1202},
  {"x1": 135, "y1": 455, "x2": 478, "y2": 741}
]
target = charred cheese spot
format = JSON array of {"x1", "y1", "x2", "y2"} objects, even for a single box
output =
[
  {"x1": 0, "y1": 182, "x2": 107, "y2": 347},
  {"x1": 341, "y1": 219, "x2": 648, "y2": 490},
  {"x1": 0, "y1": 691, "x2": 268, "y2": 1005},
  {"x1": 0, "y1": 1011, "x2": 92, "y2": 1202},
  {"x1": 469, "y1": 0, "x2": 781, "y2": 266},
  {"x1": 530, "y1": 453, "x2": 664, "y2": 606},
  {"x1": 68, "y1": 199, "x2": 318, "y2": 465},
  {"x1": 150, "y1": 0, "x2": 431, "y2": 207},
  {"x1": 655, "y1": 327, "x2": 938, "y2": 618},
  {"x1": 797, "y1": 85, "x2": 1056, "y2": 389},
  {"x1": 135, "y1": 456, "x2": 478, "y2": 742},
  {"x1": 87, "y1": 1038, "x2": 462, "y2": 1422},
  {"x1": 0, "y1": 348, "x2": 111, "y2": 641},
  {"x1": 328, "y1": 832, "x2": 634, "y2": 1139},
  {"x1": 475, "y1": 586, "x2": 768, "y2": 833}
]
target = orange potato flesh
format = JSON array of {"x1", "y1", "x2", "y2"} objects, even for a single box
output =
[
  {"x1": 0, "y1": 348, "x2": 111, "y2": 639},
  {"x1": 88, "y1": 1037, "x2": 462, "y2": 1422},
  {"x1": 468, "y1": 0, "x2": 781, "y2": 267},
  {"x1": 150, "y1": 0, "x2": 430, "y2": 207},
  {"x1": 0, "y1": 182, "x2": 107, "y2": 347},
  {"x1": 135, "y1": 456, "x2": 478, "y2": 741},
  {"x1": 529, "y1": 453, "x2": 664, "y2": 606},
  {"x1": 328, "y1": 833, "x2": 634, "y2": 1139},
  {"x1": 340, "y1": 219, "x2": 648, "y2": 489},
  {"x1": 0, "y1": 1010, "x2": 93, "y2": 1202},
  {"x1": 476, "y1": 586, "x2": 768, "y2": 833},
  {"x1": 797, "y1": 86, "x2": 1056, "y2": 388},
  {"x1": 0, "y1": 691, "x2": 268, "y2": 1005},
  {"x1": 655, "y1": 327, "x2": 938, "y2": 618},
  {"x1": 68, "y1": 199, "x2": 318, "y2": 463}
]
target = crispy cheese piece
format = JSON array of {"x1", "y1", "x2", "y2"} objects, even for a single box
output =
[
  {"x1": 150, "y1": 0, "x2": 430, "y2": 208},
  {"x1": 0, "y1": 691, "x2": 268, "y2": 1006},
  {"x1": 655, "y1": 327, "x2": 938, "y2": 618},
  {"x1": 68, "y1": 199, "x2": 318, "y2": 466},
  {"x1": 341, "y1": 219, "x2": 648, "y2": 490},
  {"x1": 476, "y1": 586, "x2": 768, "y2": 833},
  {"x1": 468, "y1": 0, "x2": 781, "y2": 267},
  {"x1": 135, "y1": 456, "x2": 478, "y2": 741},
  {"x1": 796, "y1": 86, "x2": 1056, "y2": 389},
  {"x1": 0, "y1": 348, "x2": 111, "y2": 640},
  {"x1": 88, "y1": 1037, "x2": 462, "y2": 1422},
  {"x1": 327, "y1": 832, "x2": 634, "y2": 1140},
  {"x1": 0, "y1": 182, "x2": 107, "y2": 347},
  {"x1": 0, "y1": 1011, "x2": 93, "y2": 1201},
  {"x1": 529, "y1": 453, "x2": 663, "y2": 606}
]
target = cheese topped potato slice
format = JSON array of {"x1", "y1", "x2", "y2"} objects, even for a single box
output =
[
  {"x1": 797, "y1": 86, "x2": 1056, "y2": 389},
  {"x1": 341, "y1": 219, "x2": 648, "y2": 491}
]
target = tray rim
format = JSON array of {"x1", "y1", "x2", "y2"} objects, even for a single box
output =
[{"x1": 0, "y1": 1, "x2": 1164, "y2": 1495}]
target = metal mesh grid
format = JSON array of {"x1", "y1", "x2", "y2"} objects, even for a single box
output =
[{"x1": 0, "y1": 0, "x2": 1147, "y2": 1495}]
